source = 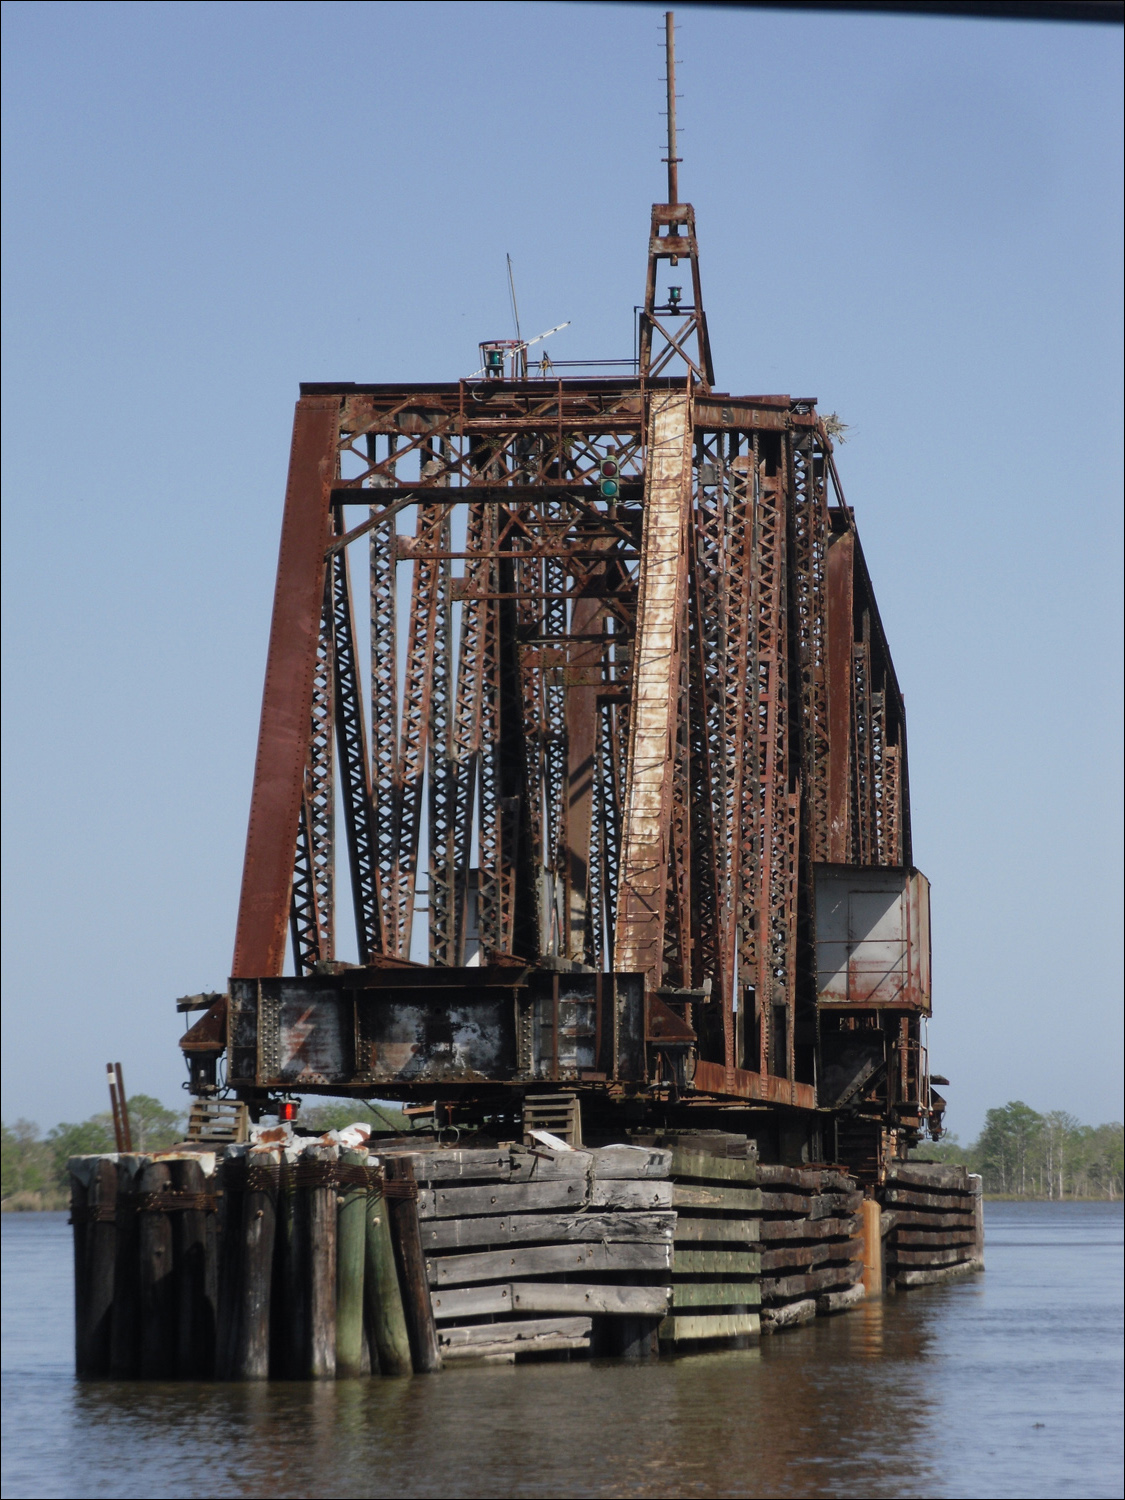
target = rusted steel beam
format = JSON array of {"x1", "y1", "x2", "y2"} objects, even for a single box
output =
[
  {"x1": 614, "y1": 389, "x2": 694, "y2": 988},
  {"x1": 825, "y1": 529, "x2": 854, "y2": 862},
  {"x1": 692, "y1": 1060, "x2": 816, "y2": 1110},
  {"x1": 233, "y1": 396, "x2": 339, "y2": 978}
]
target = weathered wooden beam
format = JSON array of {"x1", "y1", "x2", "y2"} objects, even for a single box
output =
[
  {"x1": 673, "y1": 1216, "x2": 760, "y2": 1244},
  {"x1": 659, "y1": 1310, "x2": 759, "y2": 1341},
  {"x1": 884, "y1": 1186, "x2": 978, "y2": 1212},
  {"x1": 758, "y1": 1214, "x2": 858, "y2": 1242},
  {"x1": 671, "y1": 1182, "x2": 762, "y2": 1213},
  {"x1": 672, "y1": 1247, "x2": 761, "y2": 1276},
  {"x1": 437, "y1": 1316, "x2": 592, "y2": 1362},
  {"x1": 670, "y1": 1283, "x2": 761, "y2": 1309},
  {"x1": 670, "y1": 1151, "x2": 759, "y2": 1184},
  {"x1": 421, "y1": 1210, "x2": 676, "y2": 1252},
  {"x1": 428, "y1": 1239, "x2": 671, "y2": 1288},
  {"x1": 432, "y1": 1281, "x2": 670, "y2": 1320},
  {"x1": 761, "y1": 1261, "x2": 862, "y2": 1302}
]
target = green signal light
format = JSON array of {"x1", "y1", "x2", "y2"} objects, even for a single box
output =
[{"x1": 599, "y1": 477, "x2": 620, "y2": 499}]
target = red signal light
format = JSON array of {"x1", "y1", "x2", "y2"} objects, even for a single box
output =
[{"x1": 278, "y1": 1100, "x2": 298, "y2": 1123}]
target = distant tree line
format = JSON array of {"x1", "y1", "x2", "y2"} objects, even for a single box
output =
[
  {"x1": 1, "y1": 1096, "x2": 184, "y2": 1210},
  {"x1": 916, "y1": 1101, "x2": 1123, "y2": 1199},
  {"x1": 1, "y1": 1096, "x2": 414, "y2": 1210},
  {"x1": 4, "y1": 1096, "x2": 1122, "y2": 1208}
]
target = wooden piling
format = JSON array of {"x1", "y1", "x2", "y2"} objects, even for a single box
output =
[
  {"x1": 172, "y1": 1156, "x2": 216, "y2": 1379},
  {"x1": 69, "y1": 1167, "x2": 90, "y2": 1377},
  {"x1": 861, "y1": 1196, "x2": 883, "y2": 1298},
  {"x1": 305, "y1": 1145, "x2": 337, "y2": 1379},
  {"x1": 384, "y1": 1155, "x2": 441, "y2": 1373},
  {"x1": 81, "y1": 1157, "x2": 118, "y2": 1377},
  {"x1": 215, "y1": 1152, "x2": 245, "y2": 1380},
  {"x1": 336, "y1": 1150, "x2": 368, "y2": 1378},
  {"x1": 364, "y1": 1169, "x2": 412, "y2": 1377},
  {"x1": 109, "y1": 1157, "x2": 140, "y2": 1377},
  {"x1": 275, "y1": 1154, "x2": 307, "y2": 1378},
  {"x1": 138, "y1": 1159, "x2": 176, "y2": 1379},
  {"x1": 234, "y1": 1149, "x2": 279, "y2": 1379},
  {"x1": 612, "y1": 1305, "x2": 660, "y2": 1360}
]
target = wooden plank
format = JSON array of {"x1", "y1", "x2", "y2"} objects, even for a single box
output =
[
  {"x1": 885, "y1": 1162, "x2": 968, "y2": 1193},
  {"x1": 431, "y1": 1282, "x2": 516, "y2": 1320},
  {"x1": 671, "y1": 1282, "x2": 762, "y2": 1309},
  {"x1": 817, "y1": 1283, "x2": 866, "y2": 1315},
  {"x1": 895, "y1": 1227, "x2": 976, "y2": 1248},
  {"x1": 589, "y1": 1146, "x2": 672, "y2": 1180},
  {"x1": 671, "y1": 1183, "x2": 762, "y2": 1213},
  {"x1": 758, "y1": 1215, "x2": 857, "y2": 1242},
  {"x1": 759, "y1": 1240, "x2": 863, "y2": 1274},
  {"x1": 757, "y1": 1166, "x2": 860, "y2": 1194},
  {"x1": 427, "y1": 1239, "x2": 671, "y2": 1287},
  {"x1": 887, "y1": 1209, "x2": 974, "y2": 1231},
  {"x1": 673, "y1": 1247, "x2": 760, "y2": 1276},
  {"x1": 507, "y1": 1150, "x2": 592, "y2": 1183},
  {"x1": 441, "y1": 1332, "x2": 589, "y2": 1361},
  {"x1": 760, "y1": 1298, "x2": 817, "y2": 1331},
  {"x1": 412, "y1": 1147, "x2": 593, "y2": 1186},
  {"x1": 757, "y1": 1192, "x2": 814, "y2": 1215},
  {"x1": 813, "y1": 1192, "x2": 864, "y2": 1218},
  {"x1": 419, "y1": 1178, "x2": 589, "y2": 1219},
  {"x1": 421, "y1": 1211, "x2": 675, "y2": 1252},
  {"x1": 673, "y1": 1216, "x2": 759, "y2": 1244},
  {"x1": 884, "y1": 1186, "x2": 976, "y2": 1212},
  {"x1": 414, "y1": 1150, "x2": 515, "y2": 1183},
  {"x1": 896, "y1": 1259, "x2": 982, "y2": 1288},
  {"x1": 513, "y1": 1283, "x2": 670, "y2": 1316},
  {"x1": 761, "y1": 1262, "x2": 861, "y2": 1302},
  {"x1": 813, "y1": 1170, "x2": 858, "y2": 1195},
  {"x1": 658, "y1": 1311, "x2": 759, "y2": 1341},
  {"x1": 756, "y1": 1165, "x2": 818, "y2": 1189},
  {"x1": 892, "y1": 1245, "x2": 976, "y2": 1268},
  {"x1": 589, "y1": 1180, "x2": 673, "y2": 1211},
  {"x1": 758, "y1": 1190, "x2": 864, "y2": 1218},
  {"x1": 438, "y1": 1315, "x2": 592, "y2": 1348},
  {"x1": 670, "y1": 1150, "x2": 758, "y2": 1184},
  {"x1": 434, "y1": 1281, "x2": 675, "y2": 1321}
]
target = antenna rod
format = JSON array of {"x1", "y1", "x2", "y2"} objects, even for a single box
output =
[{"x1": 665, "y1": 11, "x2": 679, "y2": 205}]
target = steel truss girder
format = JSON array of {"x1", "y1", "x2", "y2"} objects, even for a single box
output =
[{"x1": 230, "y1": 380, "x2": 915, "y2": 1127}]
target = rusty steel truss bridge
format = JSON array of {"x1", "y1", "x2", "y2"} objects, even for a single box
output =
[{"x1": 179, "y1": 18, "x2": 944, "y2": 1178}]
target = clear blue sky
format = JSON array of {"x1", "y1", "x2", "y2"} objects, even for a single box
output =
[{"x1": 2, "y1": 0, "x2": 1121, "y2": 1137}]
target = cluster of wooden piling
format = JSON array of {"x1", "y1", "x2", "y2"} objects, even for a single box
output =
[
  {"x1": 882, "y1": 1162, "x2": 984, "y2": 1287},
  {"x1": 69, "y1": 1141, "x2": 439, "y2": 1379},
  {"x1": 756, "y1": 1166, "x2": 866, "y2": 1332}
]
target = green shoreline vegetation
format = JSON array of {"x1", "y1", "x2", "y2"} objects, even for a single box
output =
[
  {"x1": 3, "y1": 1096, "x2": 1121, "y2": 1210},
  {"x1": 0, "y1": 1097, "x2": 411, "y2": 1211},
  {"x1": 912, "y1": 1101, "x2": 1122, "y2": 1201}
]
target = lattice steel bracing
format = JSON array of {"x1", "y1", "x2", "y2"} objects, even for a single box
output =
[
  {"x1": 229, "y1": 183, "x2": 920, "y2": 1122},
  {"x1": 288, "y1": 572, "x2": 335, "y2": 973}
]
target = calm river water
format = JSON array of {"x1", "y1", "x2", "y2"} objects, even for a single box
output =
[{"x1": 2, "y1": 1202, "x2": 1121, "y2": 1499}]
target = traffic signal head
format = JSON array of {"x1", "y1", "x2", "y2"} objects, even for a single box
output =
[{"x1": 598, "y1": 457, "x2": 620, "y2": 499}]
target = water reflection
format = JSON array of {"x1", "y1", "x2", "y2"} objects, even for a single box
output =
[{"x1": 4, "y1": 1205, "x2": 1122, "y2": 1500}]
